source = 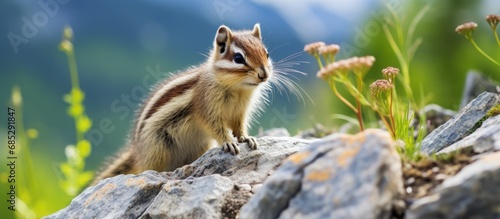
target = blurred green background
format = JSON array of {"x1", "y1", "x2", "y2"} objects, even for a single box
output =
[{"x1": 1, "y1": 0, "x2": 499, "y2": 218}]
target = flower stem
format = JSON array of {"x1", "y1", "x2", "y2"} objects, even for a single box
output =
[
  {"x1": 65, "y1": 49, "x2": 84, "y2": 143},
  {"x1": 329, "y1": 80, "x2": 357, "y2": 112},
  {"x1": 469, "y1": 38, "x2": 500, "y2": 67},
  {"x1": 356, "y1": 75, "x2": 364, "y2": 131},
  {"x1": 355, "y1": 105, "x2": 364, "y2": 131},
  {"x1": 314, "y1": 54, "x2": 323, "y2": 69},
  {"x1": 389, "y1": 88, "x2": 396, "y2": 134},
  {"x1": 376, "y1": 109, "x2": 395, "y2": 138},
  {"x1": 494, "y1": 30, "x2": 500, "y2": 47},
  {"x1": 383, "y1": 25, "x2": 418, "y2": 110},
  {"x1": 13, "y1": 88, "x2": 39, "y2": 205},
  {"x1": 66, "y1": 51, "x2": 80, "y2": 91}
]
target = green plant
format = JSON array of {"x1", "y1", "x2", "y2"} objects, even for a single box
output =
[
  {"x1": 487, "y1": 15, "x2": 500, "y2": 47},
  {"x1": 8, "y1": 87, "x2": 39, "y2": 219},
  {"x1": 305, "y1": 2, "x2": 430, "y2": 161},
  {"x1": 57, "y1": 26, "x2": 94, "y2": 196},
  {"x1": 455, "y1": 14, "x2": 500, "y2": 67},
  {"x1": 382, "y1": 3, "x2": 430, "y2": 111},
  {"x1": 306, "y1": 42, "x2": 401, "y2": 138},
  {"x1": 306, "y1": 42, "x2": 373, "y2": 131},
  {"x1": 486, "y1": 104, "x2": 500, "y2": 118},
  {"x1": 0, "y1": 25, "x2": 98, "y2": 219},
  {"x1": 369, "y1": 69, "x2": 397, "y2": 138},
  {"x1": 380, "y1": 2, "x2": 429, "y2": 157}
]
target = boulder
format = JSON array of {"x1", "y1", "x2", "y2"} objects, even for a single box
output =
[
  {"x1": 460, "y1": 71, "x2": 500, "y2": 109},
  {"x1": 44, "y1": 137, "x2": 311, "y2": 219},
  {"x1": 420, "y1": 92, "x2": 499, "y2": 154},
  {"x1": 438, "y1": 115, "x2": 500, "y2": 154},
  {"x1": 240, "y1": 129, "x2": 403, "y2": 219},
  {"x1": 407, "y1": 151, "x2": 500, "y2": 219}
]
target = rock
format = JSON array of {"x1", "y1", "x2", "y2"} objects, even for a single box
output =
[
  {"x1": 460, "y1": 71, "x2": 500, "y2": 109},
  {"x1": 239, "y1": 184, "x2": 252, "y2": 192},
  {"x1": 44, "y1": 171, "x2": 165, "y2": 219},
  {"x1": 170, "y1": 137, "x2": 312, "y2": 185},
  {"x1": 420, "y1": 92, "x2": 499, "y2": 154},
  {"x1": 438, "y1": 115, "x2": 500, "y2": 154},
  {"x1": 251, "y1": 183, "x2": 263, "y2": 194},
  {"x1": 407, "y1": 151, "x2": 500, "y2": 219},
  {"x1": 240, "y1": 129, "x2": 403, "y2": 219},
  {"x1": 412, "y1": 104, "x2": 457, "y2": 135},
  {"x1": 44, "y1": 137, "x2": 311, "y2": 219},
  {"x1": 141, "y1": 175, "x2": 242, "y2": 219}
]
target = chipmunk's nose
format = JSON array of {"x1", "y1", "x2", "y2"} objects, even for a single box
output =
[{"x1": 258, "y1": 66, "x2": 268, "y2": 82}]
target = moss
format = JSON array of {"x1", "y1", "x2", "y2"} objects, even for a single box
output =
[
  {"x1": 486, "y1": 103, "x2": 500, "y2": 118},
  {"x1": 464, "y1": 103, "x2": 500, "y2": 136},
  {"x1": 432, "y1": 147, "x2": 474, "y2": 163}
]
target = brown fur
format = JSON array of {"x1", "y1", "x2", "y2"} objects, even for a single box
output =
[{"x1": 92, "y1": 24, "x2": 271, "y2": 185}]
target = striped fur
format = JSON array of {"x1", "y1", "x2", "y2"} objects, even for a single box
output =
[{"x1": 92, "y1": 24, "x2": 271, "y2": 185}]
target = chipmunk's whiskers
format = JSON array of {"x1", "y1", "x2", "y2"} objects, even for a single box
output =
[{"x1": 270, "y1": 51, "x2": 314, "y2": 105}]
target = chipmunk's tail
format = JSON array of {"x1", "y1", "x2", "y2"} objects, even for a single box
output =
[{"x1": 91, "y1": 147, "x2": 135, "y2": 186}]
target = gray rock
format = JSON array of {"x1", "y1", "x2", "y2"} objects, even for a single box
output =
[
  {"x1": 170, "y1": 137, "x2": 312, "y2": 185},
  {"x1": 407, "y1": 151, "x2": 500, "y2": 219},
  {"x1": 44, "y1": 137, "x2": 311, "y2": 219},
  {"x1": 412, "y1": 104, "x2": 457, "y2": 135},
  {"x1": 420, "y1": 92, "x2": 499, "y2": 154},
  {"x1": 45, "y1": 171, "x2": 165, "y2": 219},
  {"x1": 438, "y1": 115, "x2": 500, "y2": 154},
  {"x1": 240, "y1": 129, "x2": 403, "y2": 219},
  {"x1": 460, "y1": 71, "x2": 500, "y2": 109},
  {"x1": 140, "y1": 175, "x2": 242, "y2": 219}
]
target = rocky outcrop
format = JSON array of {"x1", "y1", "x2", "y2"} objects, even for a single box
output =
[
  {"x1": 240, "y1": 129, "x2": 403, "y2": 219},
  {"x1": 45, "y1": 92, "x2": 500, "y2": 219},
  {"x1": 407, "y1": 151, "x2": 500, "y2": 219},
  {"x1": 45, "y1": 137, "x2": 312, "y2": 219},
  {"x1": 460, "y1": 71, "x2": 500, "y2": 109},
  {"x1": 412, "y1": 104, "x2": 457, "y2": 135},
  {"x1": 408, "y1": 92, "x2": 500, "y2": 219},
  {"x1": 46, "y1": 130, "x2": 404, "y2": 219},
  {"x1": 420, "y1": 92, "x2": 499, "y2": 154},
  {"x1": 438, "y1": 114, "x2": 500, "y2": 154}
]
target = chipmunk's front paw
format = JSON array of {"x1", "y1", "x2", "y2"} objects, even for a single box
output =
[
  {"x1": 222, "y1": 142, "x2": 240, "y2": 155},
  {"x1": 238, "y1": 136, "x2": 258, "y2": 150}
]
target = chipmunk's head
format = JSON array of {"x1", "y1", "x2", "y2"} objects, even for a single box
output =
[{"x1": 211, "y1": 24, "x2": 272, "y2": 88}]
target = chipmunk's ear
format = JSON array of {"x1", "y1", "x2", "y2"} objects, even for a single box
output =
[
  {"x1": 215, "y1": 25, "x2": 232, "y2": 54},
  {"x1": 252, "y1": 23, "x2": 261, "y2": 40}
]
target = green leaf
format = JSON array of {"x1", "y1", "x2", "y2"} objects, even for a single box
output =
[
  {"x1": 77, "y1": 115, "x2": 92, "y2": 133},
  {"x1": 331, "y1": 114, "x2": 360, "y2": 127},
  {"x1": 26, "y1": 129, "x2": 39, "y2": 139},
  {"x1": 77, "y1": 140, "x2": 92, "y2": 157},
  {"x1": 63, "y1": 93, "x2": 72, "y2": 103},
  {"x1": 64, "y1": 184, "x2": 78, "y2": 196},
  {"x1": 77, "y1": 171, "x2": 94, "y2": 186},
  {"x1": 60, "y1": 163, "x2": 73, "y2": 177},
  {"x1": 67, "y1": 104, "x2": 84, "y2": 117},
  {"x1": 70, "y1": 88, "x2": 84, "y2": 103}
]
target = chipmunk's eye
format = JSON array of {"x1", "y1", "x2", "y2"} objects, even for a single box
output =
[
  {"x1": 234, "y1": 53, "x2": 245, "y2": 64},
  {"x1": 266, "y1": 53, "x2": 269, "y2": 59}
]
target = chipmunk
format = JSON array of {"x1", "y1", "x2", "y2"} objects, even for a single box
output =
[{"x1": 92, "y1": 24, "x2": 272, "y2": 185}]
